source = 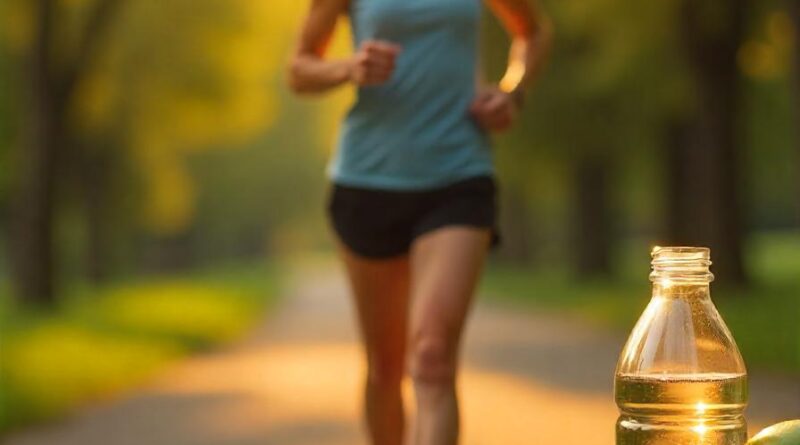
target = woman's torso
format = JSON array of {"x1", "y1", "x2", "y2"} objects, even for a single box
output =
[{"x1": 330, "y1": 0, "x2": 493, "y2": 190}]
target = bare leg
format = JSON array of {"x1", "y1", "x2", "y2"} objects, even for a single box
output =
[
  {"x1": 407, "y1": 227, "x2": 491, "y2": 445},
  {"x1": 340, "y1": 247, "x2": 410, "y2": 445}
]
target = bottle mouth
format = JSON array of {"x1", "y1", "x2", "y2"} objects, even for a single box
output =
[{"x1": 650, "y1": 246, "x2": 714, "y2": 284}]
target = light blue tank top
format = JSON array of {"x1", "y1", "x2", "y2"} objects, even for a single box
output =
[{"x1": 329, "y1": 0, "x2": 493, "y2": 190}]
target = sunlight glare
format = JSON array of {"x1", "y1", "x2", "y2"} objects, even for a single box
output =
[{"x1": 695, "y1": 401, "x2": 707, "y2": 414}]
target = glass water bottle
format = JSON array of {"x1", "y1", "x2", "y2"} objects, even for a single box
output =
[{"x1": 615, "y1": 246, "x2": 748, "y2": 445}]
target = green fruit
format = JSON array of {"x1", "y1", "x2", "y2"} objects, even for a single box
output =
[{"x1": 748, "y1": 420, "x2": 800, "y2": 445}]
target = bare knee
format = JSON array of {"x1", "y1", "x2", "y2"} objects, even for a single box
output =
[{"x1": 409, "y1": 335, "x2": 456, "y2": 388}]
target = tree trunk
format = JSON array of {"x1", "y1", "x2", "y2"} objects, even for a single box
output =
[
  {"x1": 71, "y1": 0, "x2": 125, "y2": 283},
  {"x1": 9, "y1": 0, "x2": 59, "y2": 305},
  {"x1": 572, "y1": 156, "x2": 612, "y2": 277},
  {"x1": 791, "y1": 0, "x2": 800, "y2": 224},
  {"x1": 9, "y1": 0, "x2": 124, "y2": 303},
  {"x1": 81, "y1": 151, "x2": 114, "y2": 283},
  {"x1": 678, "y1": 0, "x2": 748, "y2": 284},
  {"x1": 663, "y1": 119, "x2": 733, "y2": 259},
  {"x1": 664, "y1": 120, "x2": 693, "y2": 243}
]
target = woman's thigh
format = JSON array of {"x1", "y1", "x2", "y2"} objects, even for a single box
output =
[
  {"x1": 339, "y1": 246, "x2": 410, "y2": 381},
  {"x1": 408, "y1": 227, "x2": 491, "y2": 377}
]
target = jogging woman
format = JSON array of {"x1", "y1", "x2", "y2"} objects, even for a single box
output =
[{"x1": 289, "y1": 1, "x2": 549, "y2": 443}]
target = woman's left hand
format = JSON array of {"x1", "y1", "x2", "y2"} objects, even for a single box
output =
[{"x1": 469, "y1": 86, "x2": 517, "y2": 133}]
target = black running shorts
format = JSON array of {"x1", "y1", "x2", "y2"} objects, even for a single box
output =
[{"x1": 327, "y1": 176, "x2": 499, "y2": 258}]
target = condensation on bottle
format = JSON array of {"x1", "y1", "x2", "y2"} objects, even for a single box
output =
[{"x1": 615, "y1": 246, "x2": 748, "y2": 445}]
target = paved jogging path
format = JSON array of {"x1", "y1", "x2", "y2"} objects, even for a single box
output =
[{"x1": 4, "y1": 260, "x2": 799, "y2": 445}]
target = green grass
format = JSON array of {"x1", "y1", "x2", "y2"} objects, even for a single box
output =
[
  {"x1": 481, "y1": 232, "x2": 800, "y2": 374},
  {"x1": 0, "y1": 262, "x2": 280, "y2": 433}
]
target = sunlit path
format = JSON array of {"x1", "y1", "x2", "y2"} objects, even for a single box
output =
[{"x1": 4, "y1": 260, "x2": 798, "y2": 445}]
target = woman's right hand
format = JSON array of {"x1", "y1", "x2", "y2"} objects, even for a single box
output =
[{"x1": 348, "y1": 40, "x2": 402, "y2": 86}]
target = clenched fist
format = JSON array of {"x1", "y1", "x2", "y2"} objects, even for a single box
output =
[
  {"x1": 469, "y1": 86, "x2": 518, "y2": 133},
  {"x1": 348, "y1": 40, "x2": 402, "y2": 86}
]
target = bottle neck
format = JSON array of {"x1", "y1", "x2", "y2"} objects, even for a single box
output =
[
  {"x1": 650, "y1": 246, "x2": 713, "y2": 298},
  {"x1": 652, "y1": 281, "x2": 711, "y2": 299}
]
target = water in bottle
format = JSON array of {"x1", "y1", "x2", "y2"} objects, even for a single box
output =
[{"x1": 615, "y1": 246, "x2": 748, "y2": 445}]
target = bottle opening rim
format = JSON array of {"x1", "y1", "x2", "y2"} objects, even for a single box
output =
[
  {"x1": 650, "y1": 246, "x2": 714, "y2": 283},
  {"x1": 651, "y1": 246, "x2": 710, "y2": 260}
]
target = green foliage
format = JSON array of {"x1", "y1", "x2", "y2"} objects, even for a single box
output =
[
  {"x1": 0, "y1": 0, "x2": 306, "y2": 237},
  {"x1": 188, "y1": 87, "x2": 332, "y2": 259},
  {"x1": 0, "y1": 323, "x2": 181, "y2": 429},
  {"x1": 482, "y1": 231, "x2": 800, "y2": 373},
  {"x1": 0, "y1": 262, "x2": 279, "y2": 433},
  {"x1": 481, "y1": 0, "x2": 685, "y2": 258},
  {"x1": 185, "y1": 12, "x2": 352, "y2": 260},
  {"x1": 482, "y1": 0, "x2": 800, "y2": 264},
  {"x1": 0, "y1": 1, "x2": 348, "y2": 282},
  {"x1": 71, "y1": 0, "x2": 283, "y2": 235}
]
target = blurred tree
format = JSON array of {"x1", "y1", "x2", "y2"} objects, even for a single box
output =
[
  {"x1": 572, "y1": 153, "x2": 612, "y2": 275},
  {"x1": 2, "y1": 0, "x2": 288, "y2": 301},
  {"x1": 485, "y1": 0, "x2": 765, "y2": 283},
  {"x1": 486, "y1": 0, "x2": 672, "y2": 275},
  {"x1": 6, "y1": 0, "x2": 123, "y2": 305},
  {"x1": 188, "y1": 91, "x2": 328, "y2": 264},
  {"x1": 791, "y1": 1, "x2": 800, "y2": 222},
  {"x1": 71, "y1": 0, "x2": 280, "y2": 276},
  {"x1": 726, "y1": 5, "x2": 795, "y2": 233},
  {"x1": 0, "y1": 50, "x2": 12, "y2": 225},
  {"x1": 669, "y1": 0, "x2": 749, "y2": 284}
]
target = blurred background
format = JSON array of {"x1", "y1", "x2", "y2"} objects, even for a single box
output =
[{"x1": 0, "y1": 0, "x2": 798, "y2": 443}]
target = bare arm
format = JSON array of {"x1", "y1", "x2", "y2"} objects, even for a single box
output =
[
  {"x1": 288, "y1": 0, "x2": 401, "y2": 94},
  {"x1": 287, "y1": 0, "x2": 350, "y2": 93},
  {"x1": 486, "y1": 0, "x2": 552, "y2": 94},
  {"x1": 470, "y1": 0, "x2": 551, "y2": 132}
]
